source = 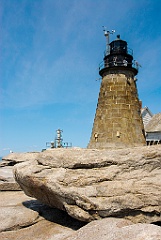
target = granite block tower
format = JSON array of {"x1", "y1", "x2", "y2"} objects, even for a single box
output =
[{"x1": 88, "y1": 33, "x2": 146, "y2": 149}]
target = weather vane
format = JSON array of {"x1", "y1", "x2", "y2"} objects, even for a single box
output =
[{"x1": 102, "y1": 26, "x2": 115, "y2": 54}]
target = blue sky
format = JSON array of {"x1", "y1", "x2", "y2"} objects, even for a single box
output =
[{"x1": 0, "y1": 0, "x2": 161, "y2": 156}]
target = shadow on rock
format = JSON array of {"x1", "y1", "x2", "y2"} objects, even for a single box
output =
[
  {"x1": 152, "y1": 221, "x2": 161, "y2": 227},
  {"x1": 23, "y1": 200, "x2": 86, "y2": 230}
]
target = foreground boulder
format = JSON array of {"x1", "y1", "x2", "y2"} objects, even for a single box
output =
[
  {"x1": 14, "y1": 146, "x2": 161, "y2": 223},
  {"x1": 62, "y1": 218, "x2": 161, "y2": 240}
]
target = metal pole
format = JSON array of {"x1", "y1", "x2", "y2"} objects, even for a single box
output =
[{"x1": 102, "y1": 27, "x2": 115, "y2": 55}]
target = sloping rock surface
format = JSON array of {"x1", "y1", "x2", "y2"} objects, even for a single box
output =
[
  {"x1": 14, "y1": 146, "x2": 161, "y2": 223},
  {"x1": 0, "y1": 191, "x2": 84, "y2": 240},
  {"x1": 62, "y1": 218, "x2": 161, "y2": 240}
]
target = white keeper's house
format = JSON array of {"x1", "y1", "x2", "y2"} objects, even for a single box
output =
[{"x1": 141, "y1": 107, "x2": 161, "y2": 145}]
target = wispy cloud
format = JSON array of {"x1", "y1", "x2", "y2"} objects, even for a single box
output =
[
  {"x1": 2, "y1": 0, "x2": 150, "y2": 109},
  {"x1": 0, "y1": 0, "x2": 161, "y2": 151},
  {"x1": 1, "y1": 2, "x2": 161, "y2": 108}
]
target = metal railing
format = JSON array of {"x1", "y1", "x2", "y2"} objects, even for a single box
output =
[{"x1": 99, "y1": 60, "x2": 139, "y2": 71}]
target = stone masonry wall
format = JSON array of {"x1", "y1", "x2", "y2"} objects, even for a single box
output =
[{"x1": 88, "y1": 70, "x2": 146, "y2": 149}]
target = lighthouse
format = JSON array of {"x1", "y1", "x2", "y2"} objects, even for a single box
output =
[{"x1": 88, "y1": 32, "x2": 146, "y2": 149}]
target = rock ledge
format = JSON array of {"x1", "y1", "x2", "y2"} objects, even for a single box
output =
[{"x1": 14, "y1": 146, "x2": 161, "y2": 223}]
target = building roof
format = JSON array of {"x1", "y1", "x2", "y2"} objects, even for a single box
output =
[
  {"x1": 141, "y1": 106, "x2": 153, "y2": 117},
  {"x1": 145, "y1": 113, "x2": 161, "y2": 132},
  {"x1": 141, "y1": 106, "x2": 153, "y2": 127}
]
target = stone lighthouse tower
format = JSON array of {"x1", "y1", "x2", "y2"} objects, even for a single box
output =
[{"x1": 88, "y1": 33, "x2": 146, "y2": 149}]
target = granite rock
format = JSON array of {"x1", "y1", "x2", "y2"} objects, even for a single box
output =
[
  {"x1": 0, "y1": 166, "x2": 21, "y2": 190},
  {"x1": 0, "y1": 191, "x2": 84, "y2": 240},
  {"x1": 62, "y1": 218, "x2": 161, "y2": 240},
  {"x1": 0, "y1": 152, "x2": 39, "y2": 191},
  {"x1": 1, "y1": 152, "x2": 39, "y2": 167},
  {"x1": 14, "y1": 146, "x2": 161, "y2": 223}
]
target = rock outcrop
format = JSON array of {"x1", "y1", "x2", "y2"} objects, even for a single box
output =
[
  {"x1": 1, "y1": 152, "x2": 40, "y2": 166},
  {"x1": 0, "y1": 152, "x2": 39, "y2": 190},
  {"x1": 14, "y1": 145, "x2": 161, "y2": 224},
  {"x1": 0, "y1": 152, "x2": 84, "y2": 239},
  {"x1": 0, "y1": 191, "x2": 84, "y2": 240},
  {"x1": 62, "y1": 218, "x2": 161, "y2": 240}
]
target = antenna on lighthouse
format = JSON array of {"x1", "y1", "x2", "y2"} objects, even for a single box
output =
[{"x1": 102, "y1": 26, "x2": 115, "y2": 55}]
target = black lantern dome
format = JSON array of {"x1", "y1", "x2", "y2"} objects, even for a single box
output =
[{"x1": 99, "y1": 35, "x2": 138, "y2": 76}]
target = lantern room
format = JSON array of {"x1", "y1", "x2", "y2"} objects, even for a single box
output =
[{"x1": 99, "y1": 34, "x2": 138, "y2": 76}]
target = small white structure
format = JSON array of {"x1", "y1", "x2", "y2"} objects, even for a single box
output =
[
  {"x1": 144, "y1": 113, "x2": 161, "y2": 145},
  {"x1": 141, "y1": 107, "x2": 161, "y2": 145},
  {"x1": 141, "y1": 107, "x2": 153, "y2": 126}
]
